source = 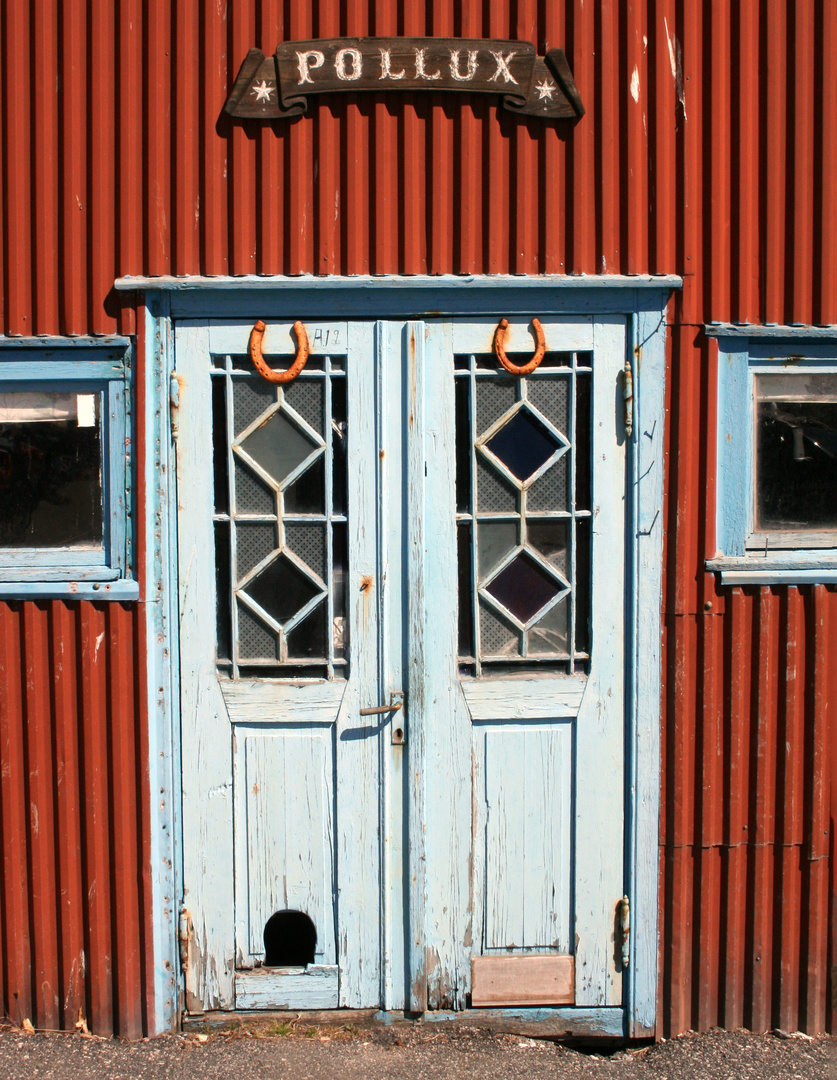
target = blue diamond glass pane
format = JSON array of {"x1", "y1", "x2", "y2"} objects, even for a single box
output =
[{"x1": 485, "y1": 409, "x2": 560, "y2": 481}]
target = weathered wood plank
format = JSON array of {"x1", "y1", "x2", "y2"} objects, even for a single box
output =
[
  {"x1": 209, "y1": 321, "x2": 348, "y2": 356},
  {"x1": 175, "y1": 323, "x2": 236, "y2": 1011},
  {"x1": 450, "y1": 318, "x2": 594, "y2": 355},
  {"x1": 573, "y1": 317, "x2": 626, "y2": 1008},
  {"x1": 234, "y1": 966, "x2": 339, "y2": 1010},
  {"x1": 471, "y1": 955, "x2": 574, "y2": 1007},
  {"x1": 334, "y1": 321, "x2": 382, "y2": 1007},
  {"x1": 221, "y1": 680, "x2": 345, "y2": 725},
  {"x1": 242, "y1": 732, "x2": 334, "y2": 960},
  {"x1": 462, "y1": 677, "x2": 585, "y2": 720}
]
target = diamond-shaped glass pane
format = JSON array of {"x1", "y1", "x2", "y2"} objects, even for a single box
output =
[
  {"x1": 241, "y1": 410, "x2": 317, "y2": 484},
  {"x1": 243, "y1": 552, "x2": 321, "y2": 625},
  {"x1": 485, "y1": 551, "x2": 562, "y2": 624},
  {"x1": 485, "y1": 408, "x2": 562, "y2": 481}
]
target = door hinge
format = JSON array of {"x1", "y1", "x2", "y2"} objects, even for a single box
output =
[
  {"x1": 622, "y1": 361, "x2": 633, "y2": 438},
  {"x1": 170, "y1": 372, "x2": 181, "y2": 442},
  {"x1": 620, "y1": 895, "x2": 630, "y2": 969}
]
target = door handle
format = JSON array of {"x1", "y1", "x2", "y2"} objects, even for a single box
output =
[{"x1": 359, "y1": 693, "x2": 404, "y2": 716}]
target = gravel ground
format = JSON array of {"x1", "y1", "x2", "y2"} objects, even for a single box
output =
[{"x1": 0, "y1": 1021, "x2": 831, "y2": 1080}]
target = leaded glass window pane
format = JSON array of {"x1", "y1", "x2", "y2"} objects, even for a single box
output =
[
  {"x1": 211, "y1": 351, "x2": 348, "y2": 679},
  {"x1": 455, "y1": 351, "x2": 592, "y2": 676}
]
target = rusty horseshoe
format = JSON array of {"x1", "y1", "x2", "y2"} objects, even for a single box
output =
[
  {"x1": 248, "y1": 319, "x2": 310, "y2": 384},
  {"x1": 493, "y1": 317, "x2": 547, "y2": 376}
]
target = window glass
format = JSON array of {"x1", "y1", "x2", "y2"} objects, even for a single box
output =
[
  {"x1": 0, "y1": 391, "x2": 103, "y2": 548},
  {"x1": 754, "y1": 373, "x2": 837, "y2": 532}
]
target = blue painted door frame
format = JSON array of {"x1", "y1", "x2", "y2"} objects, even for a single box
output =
[{"x1": 126, "y1": 275, "x2": 675, "y2": 1037}]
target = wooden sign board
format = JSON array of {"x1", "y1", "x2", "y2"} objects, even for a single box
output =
[{"x1": 226, "y1": 38, "x2": 584, "y2": 121}]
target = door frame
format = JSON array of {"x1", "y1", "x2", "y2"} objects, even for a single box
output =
[{"x1": 122, "y1": 273, "x2": 679, "y2": 1038}]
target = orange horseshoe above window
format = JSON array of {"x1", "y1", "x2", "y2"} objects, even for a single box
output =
[
  {"x1": 248, "y1": 319, "x2": 310, "y2": 384},
  {"x1": 493, "y1": 317, "x2": 547, "y2": 376}
]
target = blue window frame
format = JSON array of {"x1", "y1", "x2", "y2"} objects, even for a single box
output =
[
  {"x1": 0, "y1": 337, "x2": 137, "y2": 599},
  {"x1": 707, "y1": 324, "x2": 837, "y2": 585}
]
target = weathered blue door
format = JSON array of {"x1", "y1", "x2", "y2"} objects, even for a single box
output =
[{"x1": 176, "y1": 315, "x2": 626, "y2": 1015}]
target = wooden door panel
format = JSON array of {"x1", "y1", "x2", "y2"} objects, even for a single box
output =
[
  {"x1": 482, "y1": 725, "x2": 572, "y2": 951},
  {"x1": 236, "y1": 729, "x2": 335, "y2": 964}
]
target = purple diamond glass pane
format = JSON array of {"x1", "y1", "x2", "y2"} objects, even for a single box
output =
[
  {"x1": 485, "y1": 409, "x2": 560, "y2": 481},
  {"x1": 485, "y1": 552, "x2": 560, "y2": 623}
]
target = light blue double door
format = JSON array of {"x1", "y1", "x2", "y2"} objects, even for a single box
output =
[{"x1": 176, "y1": 316, "x2": 627, "y2": 1015}]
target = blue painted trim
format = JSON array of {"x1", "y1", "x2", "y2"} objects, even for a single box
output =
[
  {"x1": 0, "y1": 335, "x2": 132, "y2": 348},
  {"x1": 116, "y1": 273, "x2": 682, "y2": 292},
  {"x1": 0, "y1": 580, "x2": 139, "y2": 600},
  {"x1": 0, "y1": 339, "x2": 135, "y2": 595},
  {"x1": 144, "y1": 278, "x2": 678, "y2": 1035},
  {"x1": 712, "y1": 329, "x2": 837, "y2": 580},
  {"x1": 115, "y1": 275, "x2": 680, "y2": 320},
  {"x1": 143, "y1": 297, "x2": 180, "y2": 1034},
  {"x1": 0, "y1": 360, "x2": 125, "y2": 379},
  {"x1": 625, "y1": 307, "x2": 667, "y2": 1037}
]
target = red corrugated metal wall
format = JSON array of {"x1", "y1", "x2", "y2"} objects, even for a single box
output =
[
  {"x1": 0, "y1": 0, "x2": 833, "y2": 1036},
  {"x1": 0, "y1": 601, "x2": 150, "y2": 1038}
]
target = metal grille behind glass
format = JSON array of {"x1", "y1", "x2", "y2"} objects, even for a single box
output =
[
  {"x1": 455, "y1": 351, "x2": 591, "y2": 676},
  {"x1": 212, "y1": 351, "x2": 347, "y2": 680}
]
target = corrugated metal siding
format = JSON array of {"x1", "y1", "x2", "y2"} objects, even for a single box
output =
[
  {"x1": 0, "y1": 0, "x2": 833, "y2": 1037},
  {"x1": 0, "y1": 601, "x2": 150, "y2": 1038},
  {"x1": 660, "y1": 586, "x2": 834, "y2": 1035},
  {"x1": 0, "y1": 0, "x2": 833, "y2": 313}
]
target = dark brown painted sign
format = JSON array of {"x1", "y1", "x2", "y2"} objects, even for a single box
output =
[{"x1": 226, "y1": 39, "x2": 584, "y2": 121}]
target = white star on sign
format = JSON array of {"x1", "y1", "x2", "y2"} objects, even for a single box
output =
[
  {"x1": 535, "y1": 77, "x2": 556, "y2": 101},
  {"x1": 250, "y1": 80, "x2": 275, "y2": 102}
]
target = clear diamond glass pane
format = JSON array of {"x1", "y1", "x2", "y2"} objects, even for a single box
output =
[
  {"x1": 526, "y1": 378, "x2": 569, "y2": 434},
  {"x1": 479, "y1": 602, "x2": 519, "y2": 657},
  {"x1": 241, "y1": 410, "x2": 317, "y2": 484},
  {"x1": 485, "y1": 552, "x2": 560, "y2": 623},
  {"x1": 528, "y1": 598, "x2": 569, "y2": 656},
  {"x1": 283, "y1": 379, "x2": 324, "y2": 435},
  {"x1": 284, "y1": 455, "x2": 325, "y2": 514},
  {"x1": 232, "y1": 378, "x2": 276, "y2": 436},
  {"x1": 476, "y1": 377, "x2": 516, "y2": 434},
  {"x1": 284, "y1": 524, "x2": 326, "y2": 581},
  {"x1": 244, "y1": 553, "x2": 321, "y2": 625},
  {"x1": 237, "y1": 600, "x2": 278, "y2": 660},
  {"x1": 215, "y1": 521, "x2": 231, "y2": 662},
  {"x1": 477, "y1": 458, "x2": 517, "y2": 513},
  {"x1": 236, "y1": 522, "x2": 277, "y2": 581},
  {"x1": 455, "y1": 378, "x2": 472, "y2": 513},
  {"x1": 477, "y1": 522, "x2": 517, "y2": 579},
  {"x1": 234, "y1": 458, "x2": 275, "y2": 514},
  {"x1": 212, "y1": 376, "x2": 229, "y2": 515},
  {"x1": 527, "y1": 519, "x2": 569, "y2": 576},
  {"x1": 527, "y1": 457, "x2": 568, "y2": 513},
  {"x1": 286, "y1": 602, "x2": 327, "y2": 658},
  {"x1": 457, "y1": 523, "x2": 474, "y2": 657},
  {"x1": 485, "y1": 409, "x2": 561, "y2": 481}
]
